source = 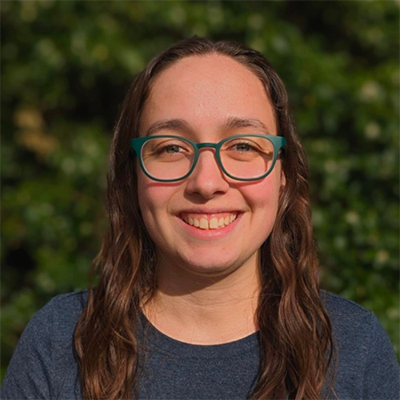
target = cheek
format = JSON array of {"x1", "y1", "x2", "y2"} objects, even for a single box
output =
[
  {"x1": 138, "y1": 176, "x2": 161, "y2": 219},
  {"x1": 242, "y1": 174, "x2": 282, "y2": 238},
  {"x1": 137, "y1": 173, "x2": 178, "y2": 226},
  {"x1": 247, "y1": 173, "x2": 282, "y2": 209},
  {"x1": 137, "y1": 174, "x2": 162, "y2": 233},
  {"x1": 137, "y1": 174, "x2": 151, "y2": 214}
]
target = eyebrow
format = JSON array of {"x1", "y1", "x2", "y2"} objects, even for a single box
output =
[
  {"x1": 143, "y1": 117, "x2": 272, "y2": 137},
  {"x1": 221, "y1": 117, "x2": 271, "y2": 133},
  {"x1": 143, "y1": 119, "x2": 192, "y2": 137}
]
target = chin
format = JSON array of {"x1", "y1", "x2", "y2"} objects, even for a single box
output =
[{"x1": 178, "y1": 256, "x2": 246, "y2": 278}]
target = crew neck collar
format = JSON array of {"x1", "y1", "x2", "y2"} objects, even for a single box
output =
[{"x1": 139, "y1": 312, "x2": 260, "y2": 359}]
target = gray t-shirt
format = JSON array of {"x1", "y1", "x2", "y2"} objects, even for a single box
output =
[{"x1": 1, "y1": 290, "x2": 399, "y2": 399}]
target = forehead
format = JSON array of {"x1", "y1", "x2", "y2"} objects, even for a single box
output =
[{"x1": 141, "y1": 54, "x2": 276, "y2": 135}]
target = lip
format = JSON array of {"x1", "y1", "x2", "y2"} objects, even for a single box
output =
[
  {"x1": 177, "y1": 208, "x2": 242, "y2": 214},
  {"x1": 176, "y1": 211, "x2": 243, "y2": 240}
]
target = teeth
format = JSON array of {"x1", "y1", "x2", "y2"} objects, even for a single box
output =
[
  {"x1": 209, "y1": 218, "x2": 218, "y2": 229},
  {"x1": 182, "y1": 213, "x2": 237, "y2": 230},
  {"x1": 200, "y1": 218, "x2": 208, "y2": 229}
]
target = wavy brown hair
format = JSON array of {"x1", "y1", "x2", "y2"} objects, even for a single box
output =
[{"x1": 74, "y1": 37, "x2": 335, "y2": 400}]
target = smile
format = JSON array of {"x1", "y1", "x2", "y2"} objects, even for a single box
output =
[{"x1": 180, "y1": 212, "x2": 238, "y2": 230}]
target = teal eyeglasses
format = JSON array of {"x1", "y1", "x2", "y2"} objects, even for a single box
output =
[{"x1": 130, "y1": 134, "x2": 287, "y2": 182}]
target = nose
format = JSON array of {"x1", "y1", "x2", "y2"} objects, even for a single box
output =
[{"x1": 185, "y1": 149, "x2": 230, "y2": 199}]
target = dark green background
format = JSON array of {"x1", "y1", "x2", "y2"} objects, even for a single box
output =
[{"x1": 2, "y1": 1, "x2": 399, "y2": 380}]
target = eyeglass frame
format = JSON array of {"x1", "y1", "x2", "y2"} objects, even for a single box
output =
[{"x1": 130, "y1": 134, "x2": 287, "y2": 182}]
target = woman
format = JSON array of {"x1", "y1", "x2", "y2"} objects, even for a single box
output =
[{"x1": 2, "y1": 37, "x2": 399, "y2": 400}]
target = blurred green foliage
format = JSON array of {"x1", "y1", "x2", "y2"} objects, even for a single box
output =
[{"x1": 1, "y1": 0, "x2": 399, "y2": 380}]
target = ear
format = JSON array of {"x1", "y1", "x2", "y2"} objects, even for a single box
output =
[{"x1": 279, "y1": 168, "x2": 286, "y2": 193}]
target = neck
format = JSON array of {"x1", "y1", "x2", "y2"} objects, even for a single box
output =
[{"x1": 142, "y1": 257, "x2": 260, "y2": 345}]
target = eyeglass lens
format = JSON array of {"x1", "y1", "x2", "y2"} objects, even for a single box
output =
[{"x1": 141, "y1": 136, "x2": 275, "y2": 181}]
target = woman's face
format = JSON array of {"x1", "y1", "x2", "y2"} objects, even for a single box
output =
[{"x1": 138, "y1": 54, "x2": 285, "y2": 278}]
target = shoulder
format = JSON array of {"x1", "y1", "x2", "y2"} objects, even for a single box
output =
[
  {"x1": 15, "y1": 290, "x2": 89, "y2": 364},
  {"x1": 320, "y1": 290, "x2": 388, "y2": 349},
  {"x1": 40, "y1": 290, "x2": 88, "y2": 316},
  {"x1": 29, "y1": 290, "x2": 88, "y2": 335},
  {"x1": 320, "y1": 290, "x2": 374, "y2": 327},
  {"x1": 1, "y1": 291, "x2": 88, "y2": 399},
  {"x1": 40, "y1": 289, "x2": 89, "y2": 313},
  {"x1": 321, "y1": 289, "x2": 372, "y2": 317},
  {"x1": 321, "y1": 291, "x2": 399, "y2": 400}
]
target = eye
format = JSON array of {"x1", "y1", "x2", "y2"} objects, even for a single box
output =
[
  {"x1": 148, "y1": 139, "x2": 193, "y2": 158},
  {"x1": 163, "y1": 144, "x2": 183, "y2": 154},
  {"x1": 231, "y1": 142, "x2": 255, "y2": 152},
  {"x1": 222, "y1": 137, "x2": 274, "y2": 164},
  {"x1": 157, "y1": 142, "x2": 192, "y2": 155},
  {"x1": 227, "y1": 140, "x2": 259, "y2": 153}
]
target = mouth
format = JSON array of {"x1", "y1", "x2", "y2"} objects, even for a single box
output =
[{"x1": 180, "y1": 212, "x2": 238, "y2": 230}]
